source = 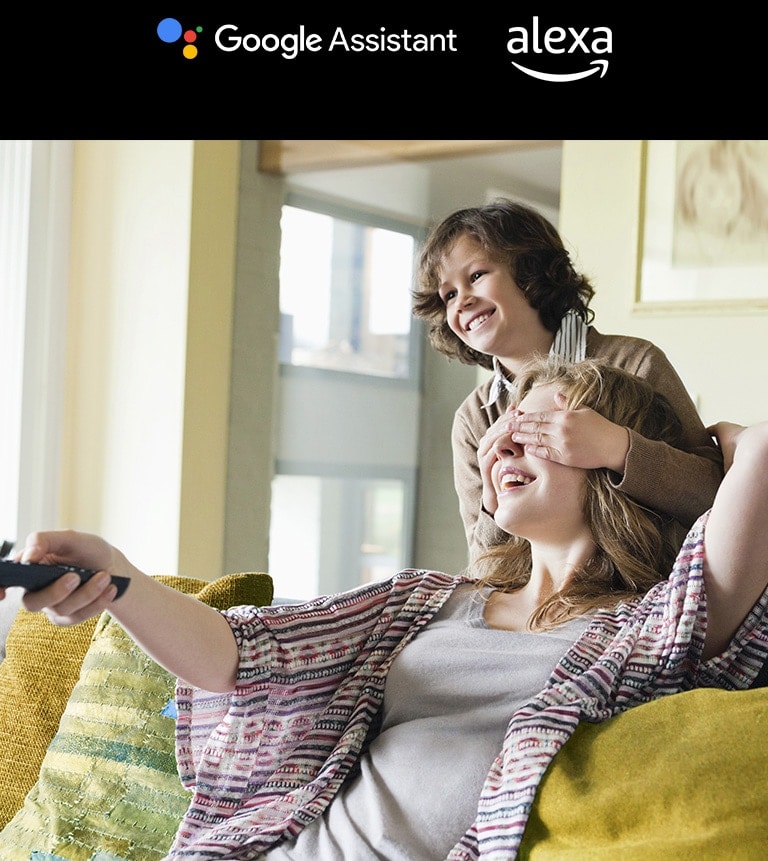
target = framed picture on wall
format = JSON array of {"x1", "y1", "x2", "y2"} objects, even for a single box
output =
[{"x1": 635, "y1": 140, "x2": 768, "y2": 311}]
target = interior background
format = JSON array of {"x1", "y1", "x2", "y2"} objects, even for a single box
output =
[{"x1": 29, "y1": 140, "x2": 768, "y2": 590}]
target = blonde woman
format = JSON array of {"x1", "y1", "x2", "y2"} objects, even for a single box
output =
[{"x1": 7, "y1": 358, "x2": 767, "y2": 861}]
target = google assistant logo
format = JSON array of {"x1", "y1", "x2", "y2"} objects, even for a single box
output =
[{"x1": 157, "y1": 17, "x2": 203, "y2": 59}]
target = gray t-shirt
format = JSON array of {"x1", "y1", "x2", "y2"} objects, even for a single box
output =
[{"x1": 265, "y1": 583, "x2": 590, "y2": 860}]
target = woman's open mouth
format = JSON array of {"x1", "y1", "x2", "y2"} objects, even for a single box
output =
[{"x1": 499, "y1": 468, "x2": 536, "y2": 491}]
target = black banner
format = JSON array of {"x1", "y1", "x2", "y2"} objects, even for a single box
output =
[{"x1": 2, "y1": 6, "x2": 759, "y2": 137}]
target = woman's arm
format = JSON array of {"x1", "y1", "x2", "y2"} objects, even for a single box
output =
[
  {"x1": 15, "y1": 530, "x2": 239, "y2": 692},
  {"x1": 699, "y1": 421, "x2": 768, "y2": 661}
]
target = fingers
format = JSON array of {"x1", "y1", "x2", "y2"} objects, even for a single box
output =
[
  {"x1": 479, "y1": 413, "x2": 525, "y2": 515},
  {"x1": 22, "y1": 568, "x2": 118, "y2": 625},
  {"x1": 706, "y1": 421, "x2": 744, "y2": 454},
  {"x1": 509, "y1": 409, "x2": 549, "y2": 432},
  {"x1": 706, "y1": 420, "x2": 745, "y2": 440},
  {"x1": 19, "y1": 529, "x2": 111, "y2": 573},
  {"x1": 21, "y1": 571, "x2": 82, "y2": 612},
  {"x1": 707, "y1": 421, "x2": 747, "y2": 473},
  {"x1": 20, "y1": 529, "x2": 84, "y2": 563},
  {"x1": 17, "y1": 531, "x2": 51, "y2": 564},
  {"x1": 481, "y1": 410, "x2": 522, "y2": 443},
  {"x1": 481, "y1": 410, "x2": 556, "y2": 460},
  {"x1": 478, "y1": 438, "x2": 502, "y2": 516},
  {"x1": 15, "y1": 529, "x2": 123, "y2": 626},
  {"x1": 508, "y1": 412, "x2": 552, "y2": 450},
  {"x1": 516, "y1": 424, "x2": 548, "y2": 447}
]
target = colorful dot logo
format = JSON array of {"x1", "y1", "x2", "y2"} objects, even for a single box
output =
[{"x1": 157, "y1": 17, "x2": 202, "y2": 59}]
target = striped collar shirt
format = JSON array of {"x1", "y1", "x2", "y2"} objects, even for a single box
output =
[{"x1": 484, "y1": 310, "x2": 588, "y2": 408}]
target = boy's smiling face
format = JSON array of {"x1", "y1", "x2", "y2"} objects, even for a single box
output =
[{"x1": 437, "y1": 234, "x2": 552, "y2": 370}]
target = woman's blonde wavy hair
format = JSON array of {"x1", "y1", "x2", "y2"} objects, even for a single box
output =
[{"x1": 474, "y1": 356, "x2": 687, "y2": 630}]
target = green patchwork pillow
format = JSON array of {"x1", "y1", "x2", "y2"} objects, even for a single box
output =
[
  {"x1": 519, "y1": 686, "x2": 768, "y2": 859},
  {"x1": 0, "y1": 572, "x2": 273, "y2": 861}
]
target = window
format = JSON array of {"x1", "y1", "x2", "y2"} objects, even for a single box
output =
[
  {"x1": 278, "y1": 197, "x2": 419, "y2": 380},
  {"x1": 269, "y1": 474, "x2": 410, "y2": 600},
  {"x1": 0, "y1": 140, "x2": 72, "y2": 549},
  {"x1": 269, "y1": 196, "x2": 424, "y2": 601}
]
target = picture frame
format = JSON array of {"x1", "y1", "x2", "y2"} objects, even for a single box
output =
[{"x1": 635, "y1": 140, "x2": 768, "y2": 313}]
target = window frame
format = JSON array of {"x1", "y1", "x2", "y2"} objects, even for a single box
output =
[
  {"x1": 278, "y1": 190, "x2": 426, "y2": 390},
  {"x1": 0, "y1": 140, "x2": 73, "y2": 548}
]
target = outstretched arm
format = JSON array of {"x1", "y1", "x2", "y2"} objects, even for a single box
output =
[
  {"x1": 700, "y1": 421, "x2": 768, "y2": 661},
  {"x1": 13, "y1": 530, "x2": 239, "y2": 692}
]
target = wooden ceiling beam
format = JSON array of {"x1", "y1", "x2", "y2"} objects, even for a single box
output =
[{"x1": 259, "y1": 139, "x2": 561, "y2": 175}]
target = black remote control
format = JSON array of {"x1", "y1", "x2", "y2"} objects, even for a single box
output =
[{"x1": 0, "y1": 559, "x2": 130, "y2": 598}]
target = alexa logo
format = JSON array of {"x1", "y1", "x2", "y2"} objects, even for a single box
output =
[
  {"x1": 157, "y1": 17, "x2": 203, "y2": 59},
  {"x1": 507, "y1": 17, "x2": 612, "y2": 82}
]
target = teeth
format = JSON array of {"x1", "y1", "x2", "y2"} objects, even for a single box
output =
[
  {"x1": 501, "y1": 473, "x2": 533, "y2": 490},
  {"x1": 467, "y1": 312, "x2": 491, "y2": 332}
]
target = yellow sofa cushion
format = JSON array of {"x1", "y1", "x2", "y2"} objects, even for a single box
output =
[
  {"x1": 519, "y1": 686, "x2": 768, "y2": 859},
  {"x1": 0, "y1": 572, "x2": 272, "y2": 861},
  {"x1": 0, "y1": 607, "x2": 98, "y2": 828}
]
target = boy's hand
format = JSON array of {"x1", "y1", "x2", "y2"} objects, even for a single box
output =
[{"x1": 509, "y1": 391, "x2": 630, "y2": 474}]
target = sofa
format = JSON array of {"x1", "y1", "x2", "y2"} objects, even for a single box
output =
[{"x1": 0, "y1": 572, "x2": 766, "y2": 861}]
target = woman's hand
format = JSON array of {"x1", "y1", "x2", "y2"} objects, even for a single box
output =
[
  {"x1": 707, "y1": 421, "x2": 746, "y2": 472},
  {"x1": 16, "y1": 530, "x2": 132, "y2": 626}
]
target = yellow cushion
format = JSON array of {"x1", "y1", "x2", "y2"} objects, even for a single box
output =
[
  {"x1": 519, "y1": 686, "x2": 768, "y2": 859},
  {"x1": 0, "y1": 609, "x2": 99, "y2": 828},
  {"x1": 0, "y1": 572, "x2": 272, "y2": 861}
]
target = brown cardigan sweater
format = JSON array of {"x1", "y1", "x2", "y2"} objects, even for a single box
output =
[{"x1": 452, "y1": 328, "x2": 724, "y2": 561}]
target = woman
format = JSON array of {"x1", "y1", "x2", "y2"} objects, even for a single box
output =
[
  {"x1": 7, "y1": 358, "x2": 768, "y2": 860},
  {"x1": 411, "y1": 199, "x2": 723, "y2": 561}
]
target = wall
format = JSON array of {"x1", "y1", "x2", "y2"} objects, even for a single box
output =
[
  {"x1": 63, "y1": 140, "x2": 239, "y2": 579},
  {"x1": 3, "y1": 141, "x2": 73, "y2": 548},
  {"x1": 178, "y1": 141, "x2": 240, "y2": 577},
  {"x1": 70, "y1": 140, "x2": 756, "y2": 588},
  {"x1": 559, "y1": 140, "x2": 768, "y2": 427},
  {"x1": 222, "y1": 142, "x2": 283, "y2": 577}
]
